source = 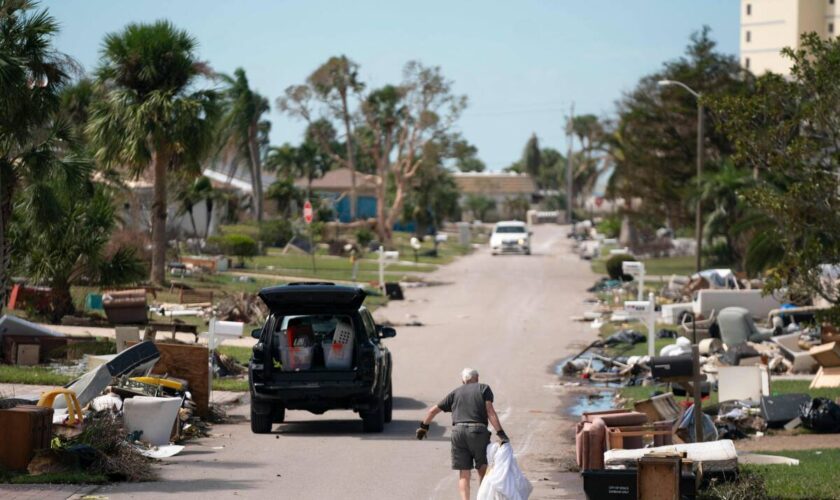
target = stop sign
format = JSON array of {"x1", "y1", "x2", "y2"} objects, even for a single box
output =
[{"x1": 303, "y1": 200, "x2": 313, "y2": 224}]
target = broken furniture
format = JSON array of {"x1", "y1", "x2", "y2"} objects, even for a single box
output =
[
  {"x1": 575, "y1": 409, "x2": 649, "y2": 470},
  {"x1": 129, "y1": 341, "x2": 210, "y2": 417},
  {"x1": 693, "y1": 289, "x2": 780, "y2": 320},
  {"x1": 0, "y1": 405, "x2": 53, "y2": 471},
  {"x1": 606, "y1": 423, "x2": 674, "y2": 450},
  {"x1": 634, "y1": 393, "x2": 681, "y2": 423},
  {"x1": 650, "y1": 345, "x2": 706, "y2": 443},
  {"x1": 176, "y1": 288, "x2": 214, "y2": 305},
  {"x1": 637, "y1": 453, "x2": 684, "y2": 500},
  {"x1": 717, "y1": 307, "x2": 774, "y2": 348},
  {"x1": 604, "y1": 439, "x2": 738, "y2": 473},
  {"x1": 772, "y1": 332, "x2": 817, "y2": 373},
  {"x1": 115, "y1": 326, "x2": 140, "y2": 353},
  {"x1": 54, "y1": 341, "x2": 160, "y2": 409},
  {"x1": 37, "y1": 389, "x2": 83, "y2": 426},
  {"x1": 123, "y1": 395, "x2": 183, "y2": 445},
  {"x1": 102, "y1": 289, "x2": 148, "y2": 324},
  {"x1": 809, "y1": 341, "x2": 840, "y2": 389},
  {"x1": 678, "y1": 309, "x2": 716, "y2": 342},
  {"x1": 0, "y1": 315, "x2": 68, "y2": 365}
]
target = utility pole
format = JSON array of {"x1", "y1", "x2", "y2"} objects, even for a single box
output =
[{"x1": 565, "y1": 103, "x2": 575, "y2": 224}]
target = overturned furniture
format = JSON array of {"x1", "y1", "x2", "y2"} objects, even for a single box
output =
[
  {"x1": 717, "y1": 307, "x2": 774, "y2": 348},
  {"x1": 102, "y1": 289, "x2": 148, "y2": 324}
]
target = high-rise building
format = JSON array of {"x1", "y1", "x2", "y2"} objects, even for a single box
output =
[{"x1": 740, "y1": 0, "x2": 838, "y2": 75}]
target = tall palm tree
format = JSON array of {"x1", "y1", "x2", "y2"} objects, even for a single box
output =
[
  {"x1": 87, "y1": 20, "x2": 218, "y2": 285},
  {"x1": 217, "y1": 68, "x2": 270, "y2": 224},
  {"x1": 0, "y1": 0, "x2": 73, "y2": 310}
]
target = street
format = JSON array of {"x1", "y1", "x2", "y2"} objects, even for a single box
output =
[{"x1": 86, "y1": 225, "x2": 592, "y2": 499}]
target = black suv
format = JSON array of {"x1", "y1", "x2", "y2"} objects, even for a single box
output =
[{"x1": 248, "y1": 283, "x2": 395, "y2": 433}]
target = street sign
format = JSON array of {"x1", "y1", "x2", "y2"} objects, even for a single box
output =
[{"x1": 303, "y1": 200, "x2": 313, "y2": 225}]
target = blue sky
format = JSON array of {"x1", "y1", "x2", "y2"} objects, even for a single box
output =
[{"x1": 45, "y1": 0, "x2": 739, "y2": 171}]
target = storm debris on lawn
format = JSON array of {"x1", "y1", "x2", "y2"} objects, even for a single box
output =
[{"x1": 214, "y1": 292, "x2": 268, "y2": 324}]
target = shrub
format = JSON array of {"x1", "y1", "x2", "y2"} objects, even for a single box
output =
[
  {"x1": 606, "y1": 253, "x2": 635, "y2": 281},
  {"x1": 214, "y1": 233, "x2": 258, "y2": 265},
  {"x1": 596, "y1": 216, "x2": 621, "y2": 239},
  {"x1": 355, "y1": 227, "x2": 374, "y2": 248},
  {"x1": 258, "y1": 220, "x2": 294, "y2": 248}
]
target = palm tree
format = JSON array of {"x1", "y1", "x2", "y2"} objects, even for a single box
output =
[
  {"x1": 0, "y1": 0, "x2": 73, "y2": 310},
  {"x1": 87, "y1": 20, "x2": 219, "y2": 285},
  {"x1": 217, "y1": 68, "x2": 270, "y2": 224},
  {"x1": 175, "y1": 175, "x2": 213, "y2": 237},
  {"x1": 11, "y1": 171, "x2": 145, "y2": 322}
]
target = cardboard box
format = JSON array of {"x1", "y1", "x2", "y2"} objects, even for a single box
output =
[
  {"x1": 0, "y1": 405, "x2": 53, "y2": 471},
  {"x1": 809, "y1": 342, "x2": 840, "y2": 368}
]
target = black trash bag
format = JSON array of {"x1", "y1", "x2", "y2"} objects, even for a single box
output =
[
  {"x1": 604, "y1": 329, "x2": 646, "y2": 346},
  {"x1": 799, "y1": 398, "x2": 840, "y2": 433},
  {"x1": 657, "y1": 328, "x2": 678, "y2": 339}
]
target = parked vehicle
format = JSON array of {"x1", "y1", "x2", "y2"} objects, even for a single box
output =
[
  {"x1": 248, "y1": 283, "x2": 395, "y2": 433},
  {"x1": 489, "y1": 220, "x2": 532, "y2": 255}
]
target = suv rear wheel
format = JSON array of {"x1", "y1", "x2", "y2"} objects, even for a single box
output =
[
  {"x1": 361, "y1": 396, "x2": 385, "y2": 433},
  {"x1": 272, "y1": 405, "x2": 286, "y2": 423},
  {"x1": 383, "y1": 382, "x2": 393, "y2": 423},
  {"x1": 251, "y1": 401, "x2": 273, "y2": 434}
]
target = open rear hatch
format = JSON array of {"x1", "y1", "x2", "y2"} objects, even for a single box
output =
[{"x1": 258, "y1": 283, "x2": 367, "y2": 315}]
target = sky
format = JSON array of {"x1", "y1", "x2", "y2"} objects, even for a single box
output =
[{"x1": 44, "y1": 0, "x2": 739, "y2": 172}]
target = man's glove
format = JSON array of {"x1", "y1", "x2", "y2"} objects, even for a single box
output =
[
  {"x1": 416, "y1": 422, "x2": 430, "y2": 440},
  {"x1": 497, "y1": 430, "x2": 510, "y2": 444}
]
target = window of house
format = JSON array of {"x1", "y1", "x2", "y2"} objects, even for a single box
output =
[
  {"x1": 831, "y1": 0, "x2": 835, "y2": 5},
  {"x1": 745, "y1": 57, "x2": 751, "y2": 69},
  {"x1": 746, "y1": 4, "x2": 751, "y2": 15},
  {"x1": 830, "y1": 23, "x2": 835, "y2": 34},
  {"x1": 746, "y1": 31, "x2": 751, "y2": 42}
]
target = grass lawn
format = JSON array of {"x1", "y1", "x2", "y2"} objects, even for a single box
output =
[
  {"x1": 741, "y1": 449, "x2": 840, "y2": 499},
  {"x1": 218, "y1": 345, "x2": 252, "y2": 365},
  {"x1": 591, "y1": 255, "x2": 698, "y2": 277},
  {"x1": 0, "y1": 365, "x2": 73, "y2": 386},
  {"x1": 212, "y1": 377, "x2": 249, "y2": 392}
]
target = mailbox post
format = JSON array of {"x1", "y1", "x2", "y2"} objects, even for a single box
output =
[
  {"x1": 624, "y1": 292, "x2": 656, "y2": 357},
  {"x1": 622, "y1": 260, "x2": 646, "y2": 301}
]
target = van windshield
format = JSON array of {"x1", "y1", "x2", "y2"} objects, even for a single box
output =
[{"x1": 494, "y1": 225, "x2": 526, "y2": 234}]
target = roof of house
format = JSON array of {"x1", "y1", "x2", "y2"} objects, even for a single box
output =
[
  {"x1": 294, "y1": 168, "x2": 380, "y2": 194},
  {"x1": 453, "y1": 172, "x2": 537, "y2": 195}
]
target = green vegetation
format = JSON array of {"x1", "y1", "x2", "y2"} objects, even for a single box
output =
[
  {"x1": 592, "y1": 255, "x2": 697, "y2": 277},
  {"x1": 741, "y1": 449, "x2": 840, "y2": 500},
  {"x1": 218, "y1": 345, "x2": 252, "y2": 365},
  {"x1": 0, "y1": 365, "x2": 73, "y2": 386},
  {"x1": 212, "y1": 377, "x2": 249, "y2": 392},
  {"x1": 605, "y1": 253, "x2": 634, "y2": 281}
]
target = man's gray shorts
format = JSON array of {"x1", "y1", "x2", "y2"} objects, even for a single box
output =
[{"x1": 450, "y1": 424, "x2": 491, "y2": 470}]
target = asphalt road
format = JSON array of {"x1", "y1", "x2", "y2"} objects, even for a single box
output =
[{"x1": 96, "y1": 224, "x2": 596, "y2": 499}]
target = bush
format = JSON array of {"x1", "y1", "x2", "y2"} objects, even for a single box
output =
[
  {"x1": 258, "y1": 220, "x2": 294, "y2": 248},
  {"x1": 355, "y1": 227, "x2": 374, "y2": 248},
  {"x1": 606, "y1": 253, "x2": 635, "y2": 281},
  {"x1": 596, "y1": 216, "x2": 621, "y2": 239},
  {"x1": 213, "y1": 233, "x2": 258, "y2": 264}
]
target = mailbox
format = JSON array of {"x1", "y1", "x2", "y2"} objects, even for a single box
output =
[{"x1": 651, "y1": 354, "x2": 695, "y2": 380}]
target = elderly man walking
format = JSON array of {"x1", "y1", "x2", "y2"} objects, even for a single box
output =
[{"x1": 416, "y1": 368, "x2": 509, "y2": 500}]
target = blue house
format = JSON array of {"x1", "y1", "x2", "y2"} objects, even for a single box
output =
[{"x1": 295, "y1": 168, "x2": 378, "y2": 222}]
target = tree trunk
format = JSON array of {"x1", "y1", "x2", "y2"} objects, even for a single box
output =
[
  {"x1": 188, "y1": 208, "x2": 198, "y2": 238},
  {"x1": 50, "y1": 279, "x2": 74, "y2": 323},
  {"x1": 384, "y1": 182, "x2": 407, "y2": 243},
  {"x1": 150, "y1": 147, "x2": 171, "y2": 285},
  {"x1": 0, "y1": 168, "x2": 14, "y2": 314},
  {"x1": 374, "y1": 161, "x2": 388, "y2": 244},
  {"x1": 341, "y1": 92, "x2": 357, "y2": 221},
  {"x1": 248, "y1": 123, "x2": 264, "y2": 225}
]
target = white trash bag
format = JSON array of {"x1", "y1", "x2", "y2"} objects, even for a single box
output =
[{"x1": 477, "y1": 442, "x2": 533, "y2": 500}]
